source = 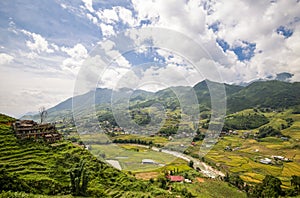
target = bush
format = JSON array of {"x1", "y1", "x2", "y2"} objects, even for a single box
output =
[
  {"x1": 257, "y1": 126, "x2": 282, "y2": 138},
  {"x1": 223, "y1": 113, "x2": 269, "y2": 130}
]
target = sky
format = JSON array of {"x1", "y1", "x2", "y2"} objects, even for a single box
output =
[{"x1": 0, "y1": 0, "x2": 300, "y2": 118}]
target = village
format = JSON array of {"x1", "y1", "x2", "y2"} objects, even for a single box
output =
[{"x1": 12, "y1": 120, "x2": 62, "y2": 143}]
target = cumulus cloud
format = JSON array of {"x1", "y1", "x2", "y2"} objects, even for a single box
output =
[
  {"x1": 204, "y1": 0, "x2": 300, "y2": 82},
  {"x1": 128, "y1": 0, "x2": 300, "y2": 84},
  {"x1": 1, "y1": 0, "x2": 300, "y2": 117},
  {"x1": 100, "y1": 23, "x2": 115, "y2": 37},
  {"x1": 21, "y1": 30, "x2": 55, "y2": 53},
  {"x1": 61, "y1": 43, "x2": 88, "y2": 74},
  {"x1": 96, "y1": 8, "x2": 119, "y2": 24},
  {"x1": 116, "y1": 7, "x2": 136, "y2": 27}
]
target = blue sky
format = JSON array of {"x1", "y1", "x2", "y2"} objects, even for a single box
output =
[{"x1": 0, "y1": 0, "x2": 300, "y2": 117}]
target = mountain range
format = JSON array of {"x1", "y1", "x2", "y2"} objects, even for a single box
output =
[{"x1": 21, "y1": 80, "x2": 300, "y2": 121}]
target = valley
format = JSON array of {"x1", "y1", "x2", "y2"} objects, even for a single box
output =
[{"x1": 3, "y1": 80, "x2": 300, "y2": 197}]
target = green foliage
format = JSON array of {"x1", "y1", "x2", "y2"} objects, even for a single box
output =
[
  {"x1": 251, "y1": 175, "x2": 283, "y2": 198},
  {"x1": 112, "y1": 138, "x2": 153, "y2": 146},
  {"x1": 227, "y1": 81, "x2": 300, "y2": 113},
  {"x1": 0, "y1": 168, "x2": 31, "y2": 192},
  {"x1": 97, "y1": 111, "x2": 117, "y2": 126},
  {"x1": 0, "y1": 113, "x2": 16, "y2": 124},
  {"x1": 257, "y1": 126, "x2": 282, "y2": 138},
  {"x1": 70, "y1": 160, "x2": 89, "y2": 196},
  {"x1": 157, "y1": 175, "x2": 168, "y2": 189},
  {"x1": 0, "y1": 114, "x2": 176, "y2": 197},
  {"x1": 223, "y1": 113, "x2": 269, "y2": 130},
  {"x1": 291, "y1": 175, "x2": 300, "y2": 195},
  {"x1": 130, "y1": 110, "x2": 151, "y2": 125},
  {"x1": 228, "y1": 174, "x2": 244, "y2": 190},
  {"x1": 158, "y1": 125, "x2": 178, "y2": 136},
  {"x1": 192, "y1": 128, "x2": 205, "y2": 142},
  {"x1": 0, "y1": 191, "x2": 35, "y2": 198},
  {"x1": 188, "y1": 160, "x2": 194, "y2": 168}
]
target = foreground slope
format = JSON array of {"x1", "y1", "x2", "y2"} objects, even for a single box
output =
[{"x1": 0, "y1": 114, "x2": 172, "y2": 197}]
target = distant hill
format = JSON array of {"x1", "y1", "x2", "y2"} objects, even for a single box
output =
[
  {"x1": 193, "y1": 80, "x2": 243, "y2": 108},
  {"x1": 227, "y1": 80, "x2": 300, "y2": 113},
  {"x1": 21, "y1": 80, "x2": 300, "y2": 122}
]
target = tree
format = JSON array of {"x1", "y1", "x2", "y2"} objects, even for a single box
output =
[
  {"x1": 188, "y1": 160, "x2": 194, "y2": 168},
  {"x1": 228, "y1": 174, "x2": 244, "y2": 189},
  {"x1": 252, "y1": 175, "x2": 283, "y2": 198},
  {"x1": 291, "y1": 175, "x2": 300, "y2": 195},
  {"x1": 39, "y1": 106, "x2": 48, "y2": 123},
  {"x1": 70, "y1": 160, "x2": 89, "y2": 196}
]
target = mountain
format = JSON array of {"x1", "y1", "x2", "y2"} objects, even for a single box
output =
[
  {"x1": 193, "y1": 80, "x2": 243, "y2": 108},
  {"x1": 21, "y1": 80, "x2": 300, "y2": 122},
  {"x1": 227, "y1": 80, "x2": 300, "y2": 113}
]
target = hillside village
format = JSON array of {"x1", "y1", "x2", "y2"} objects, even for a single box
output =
[{"x1": 12, "y1": 120, "x2": 62, "y2": 143}]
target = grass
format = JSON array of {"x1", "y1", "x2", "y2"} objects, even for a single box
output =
[
  {"x1": 182, "y1": 179, "x2": 247, "y2": 198},
  {"x1": 90, "y1": 143, "x2": 181, "y2": 172},
  {"x1": 189, "y1": 108, "x2": 300, "y2": 188}
]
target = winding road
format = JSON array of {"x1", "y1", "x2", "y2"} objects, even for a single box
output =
[
  {"x1": 113, "y1": 143, "x2": 225, "y2": 178},
  {"x1": 151, "y1": 146, "x2": 225, "y2": 178}
]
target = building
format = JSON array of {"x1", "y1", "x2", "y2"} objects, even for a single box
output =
[
  {"x1": 219, "y1": 131, "x2": 228, "y2": 137},
  {"x1": 12, "y1": 120, "x2": 62, "y2": 143},
  {"x1": 167, "y1": 175, "x2": 185, "y2": 182},
  {"x1": 281, "y1": 136, "x2": 289, "y2": 141},
  {"x1": 142, "y1": 159, "x2": 156, "y2": 164},
  {"x1": 260, "y1": 158, "x2": 272, "y2": 164}
]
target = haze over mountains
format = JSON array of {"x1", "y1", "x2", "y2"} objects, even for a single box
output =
[{"x1": 22, "y1": 79, "x2": 300, "y2": 122}]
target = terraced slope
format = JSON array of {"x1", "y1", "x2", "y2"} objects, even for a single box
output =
[{"x1": 0, "y1": 114, "x2": 172, "y2": 197}]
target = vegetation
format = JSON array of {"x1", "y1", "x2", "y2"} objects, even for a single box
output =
[
  {"x1": 257, "y1": 126, "x2": 282, "y2": 138},
  {"x1": 16, "y1": 79, "x2": 300, "y2": 197},
  {"x1": 0, "y1": 114, "x2": 181, "y2": 197},
  {"x1": 69, "y1": 160, "x2": 89, "y2": 196},
  {"x1": 251, "y1": 175, "x2": 283, "y2": 198},
  {"x1": 223, "y1": 113, "x2": 269, "y2": 130}
]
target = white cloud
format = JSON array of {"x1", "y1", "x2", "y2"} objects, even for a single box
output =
[
  {"x1": 132, "y1": 0, "x2": 206, "y2": 37},
  {"x1": 0, "y1": 66, "x2": 74, "y2": 117},
  {"x1": 21, "y1": 30, "x2": 56, "y2": 54},
  {"x1": 61, "y1": 43, "x2": 88, "y2": 75},
  {"x1": 82, "y1": 0, "x2": 94, "y2": 13},
  {"x1": 100, "y1": 23, "x2": 115, "y2": 37},
  {"x1": 0, "y1": 53, "x2": 14, "y2": 65},
  {"x1": 204, "y1": 0, "x2": 300, "y2": 82},
  {"x1": 86, "y1": 13, "x2": 98, "y2": 24},
  {"x1": 96, "y1": 8, "x2": 119, "y2": 24},
  {"x1": 116, "y1": 7, "x2": 136, "y2": 27},
  {"x1": 62, "y1": 43, "x2": 88, "y2": 59},
  {"x1": 2, "y1": 0, "x2": 300, "y2": 117},
  {"x1": 129, "y1": 0, "x2": 300, "y2": 84}
]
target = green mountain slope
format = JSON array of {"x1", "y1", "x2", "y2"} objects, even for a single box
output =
[
  {"x1": 0, "y1": 114, "x2": 174, "y2": 197},
  {"x1": 22, "y1": 80, "x2": 300, "y2": 123},
  {"x1": 227, "y1": 81, "x2": 300, "y2": 113}
]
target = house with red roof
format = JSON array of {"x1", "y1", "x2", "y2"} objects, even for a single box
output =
[{"x1": 167, "y1": 175, "x2": 185, "y2": 182}]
